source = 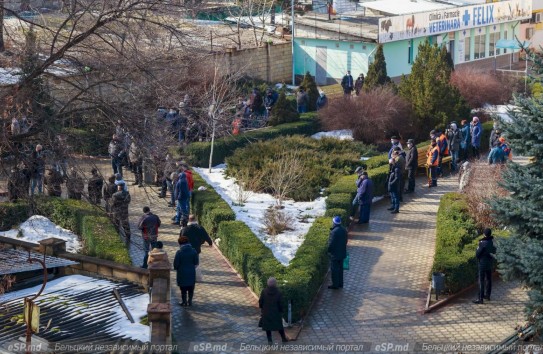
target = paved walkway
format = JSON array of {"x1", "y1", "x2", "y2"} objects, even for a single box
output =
[
  {"x1": 1, "y1": 159, "x2": 528, "y2": 353},
  {"x1": 297, "y1": 176, "x2": 528, "y2": 353}
]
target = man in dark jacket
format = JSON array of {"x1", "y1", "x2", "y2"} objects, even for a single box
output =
[
  {"x1": 259, "y1": 277, "x2": 289, "y2": 344},
  {"x1": 404, "y1": 139, "x2": 418, "y2": 193},
  {"x1": 387, "y1": 159, "x2": 401, "y2": 213},
  {"x1": 173, "y1": 172, "x2": 189, "y2": 225},
  {"x1": 393, "y1": 148, "x2": 406, "y2": 202},
  {"x1": 341, "y1": 71, "x2": 354, "y2": 97},
  {"x1": 316, "y1": 91, "x2": 328, "y2": 110},
  {"x1": 138, "y1": 206, "x2": 161, "y2": 268},
  {"x1": 460, "y1": 119, "x2": 471, "y2": 161},
  {"x1": 180, "y1": 215, "x2": 212, "y2": 254},
  {"x1": 473, "y1": 228, "x2": 496, "y2": 304},
  {"x1": 174, "y1": 236, "x2": 199, "y2": 306},
  {"x1": 108, "y1": 134, "x2": 124, "y2": 177},
  {"x1": 327, "y1": 216, "x2": 347, "y2": 289},
  {"x1": 447, "y1": 123, "x2": 463, "y2": 172},
  {"x1": 296, "y1": 87, "x2": 309, "y2": 113},
  {"x1": 489, "y1": 123, "x2": 501, "y2": 151},
  {"x1": 88, "y1": 168, "x2": 104, "y2": 204},
  {"x1": 356, "y1": 172, "x2": 373, "y2": 224},
  {"x1": 30, "y1": 144, "x2": 45, "y2": 196},
  {"x1": 103, "y1": 175, "x2": 117, "y2": 213},
  {"x1": 112, "y1": 184, "x2": 131, "y2": 244}
]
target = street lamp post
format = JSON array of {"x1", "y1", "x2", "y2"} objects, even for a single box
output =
[{"x1": 291, "y1": 0, "x2": 295, "y2": 85}]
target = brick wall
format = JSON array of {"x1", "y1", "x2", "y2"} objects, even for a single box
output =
[{"x1": 218, "y1": 42, "x2": 292, "y2": 83}]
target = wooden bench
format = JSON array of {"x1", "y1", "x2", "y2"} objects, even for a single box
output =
[{"x1": 416, "y1": 145, "x2": 452, "y2": 176}]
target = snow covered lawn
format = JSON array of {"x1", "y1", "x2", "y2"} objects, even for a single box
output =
[
  {"x1": 0, "y1": 215, "x2": 82, "y2": 253},
  {"x1": 195, "y1": 165, "x2": 326, "y2": 265},
  {"x1": 0, "y1": 275, "x2": 149, "y2": 343}
]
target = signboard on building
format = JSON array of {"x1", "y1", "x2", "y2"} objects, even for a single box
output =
[{"x1": 378, "y1": 0, "x2": 532, "y2": 43}]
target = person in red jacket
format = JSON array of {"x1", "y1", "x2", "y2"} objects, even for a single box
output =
[{"x1": 180, "y1": 163, "x2": 194, "y2": 226}]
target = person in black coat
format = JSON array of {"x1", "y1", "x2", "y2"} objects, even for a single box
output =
[
  {"x1": 179, "y1": 215, "x2": 212, "y2": 254},
  {"x1": 473, "y1": 228, "x2": 496, "y2": 304},
  {"x1": 88, "y1": 168, "x2": 104, "y2": 204},
  {"x1": 327, "y1": 216, "x2": 347, "y2": 289},
  {"x1": 387, "y1": 160, "x2": 401, "y2": 213},
  {"x1": 259, "y1": 277, "x2": 289, "y2": 344},
  {"x1": 404, "y1": 139, "x2": 418, "y2": 193},
  {"x1": 174, "y1": 236, "x2": 199, "y2": 306}
]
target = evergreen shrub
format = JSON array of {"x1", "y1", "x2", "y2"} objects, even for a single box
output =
[
  {"x1": 185, "y1": 113, "x2": 320, "y2": 167},
  {"x1": 268, "y1": 90, "x2": 300, "y2": 126}
]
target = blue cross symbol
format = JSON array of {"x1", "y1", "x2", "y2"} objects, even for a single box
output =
[
  {"x1": 462, "y1": 9, "x2": 471, "y2": 26},
  {"x1": 463, "y1": 30, "x2": 466, "y2": 36}
]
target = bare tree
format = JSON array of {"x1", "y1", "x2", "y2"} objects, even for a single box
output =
[
  {"x1": 223, "y1": 0, "x2": 274, "y2": 49},
  {"x1": 266, "y1": 149, "x2": 306, "y2": 207},
  {"x1": 0, "y1": 0, "x2": 4, "y2": 52}
]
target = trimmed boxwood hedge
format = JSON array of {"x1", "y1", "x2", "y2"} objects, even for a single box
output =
[
  {"x1": 0, "y1": 197, "x2": 131, "y2": 264},
  {"x1": 431, "y1": 193, "x2": 480, "y2": 293},
  {"x1": 185, "y1": 113, "x2": 320, "y2": 167},
  {"x1": 192, "y1": 169, "x2": 347, "y2": 322}
]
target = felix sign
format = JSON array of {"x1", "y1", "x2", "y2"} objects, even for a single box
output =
[{"x1": 378, "y1": 0, "x2": 531, "y2": 43}]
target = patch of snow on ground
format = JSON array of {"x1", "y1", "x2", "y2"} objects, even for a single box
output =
[
  {"x1": 194, "y1": 165, "x2": 327, "y2": 265},
  {"x1": 0, "y1": 67, "x2": 21, "y2": 85},
  {"x1": 0, "y1": 275, "x2": 149, "y2": 343},
  {"x1": 311, "y1": 130, "x2": 354, "y2": 141},
  {"x1": 0, "y1": 215, "x2": 82, "y2": 253}
]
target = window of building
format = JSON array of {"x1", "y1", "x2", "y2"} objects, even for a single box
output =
[
  {"x1": 526, "y1": 27, "x2": 534, "y2": 40},
  {"x1": 489, "y1": 32, "x2": 500, "y2": 56},
  {"x1": 503, "y1": 30, "x2": 508, "y2": 53},
  {"x1": 464, "y1": 37, "x2": 470, "y2": 62},
  {"x1": 474, "y1": 34, "x2": 486, "y2": 59},
  {"x1": 408, "y1": 41, "x2": 412, "y2": 64}
]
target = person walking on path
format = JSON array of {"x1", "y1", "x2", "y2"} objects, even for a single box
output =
[
  {"x1": 427, "y1": 139, "x2": 439, "y2": 188},
  {"x1": 473, "y1": 228, "x2": 496, "y2": 304},
  {"x1": 138, "y1": 206, "x2": 162, "y2": 269},
  {"x1": 470, "y1": 117, "x2": 482, "y2": 160},
  {"x1": 327, "y1": 216, "x2": 347, "y2": 289},
  {"x1": 180, "y1": 215, "x2": 212, "y2": 254},
  {"x1": 356, "y1": 172, "x2": 373, "y2": 224},
  {"x1": 387, "y1": 158, "x2": 401, "y2": 213},
  {"x1": 341, "y1": 71, "x2": 354, "y2": 97},
  {"x1": 173, "y1": 171, "x2": 190, "y2": 226},
  {"x1": 174, "y1": 236, "x2": 199, "y2": 307},
  {"x1": 259, "y1": 277, "x2": 290, "y2": 345},
  {"x1": 111, "y1": 183, "x2": 132, "y2": 244},
  {"x1": 404, "y1": 139, "x2": 418, "y2": 193},
  {"x1": 88, "y1": 168, "x2": 104, "y2": 204}
]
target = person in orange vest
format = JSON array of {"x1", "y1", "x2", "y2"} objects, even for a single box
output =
[
  {"x1": 427, "y1": 139, "x2": 440, "y2": 187},
  {"x1": 436, "y1": 130, "x2": 449, "y2": 177}
]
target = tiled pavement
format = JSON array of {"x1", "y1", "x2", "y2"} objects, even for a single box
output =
[
  {"x1": 5, "y1": 158, "x2": 527, "y2": 353},
  {"x1": 296, "y1": 175, "x2": 528, "y2": 353}
]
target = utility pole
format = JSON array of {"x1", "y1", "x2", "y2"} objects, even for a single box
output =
[{"x1": 291, "y1": 0, "x2": 295, "y2": 85}]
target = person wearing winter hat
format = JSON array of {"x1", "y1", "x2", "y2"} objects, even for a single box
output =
[
  {"x1": 473, "y1": 228, "x2": 496, "y2": 304},
  {"x1": 405, "y1": 139, "x2": 418, "y2": 193},
  {"x1": 327, "y1": 216, "x2": 347, "y2": 289},
  {"x1": 470, "y1": 117, "x2": 482, "y2": 160}
]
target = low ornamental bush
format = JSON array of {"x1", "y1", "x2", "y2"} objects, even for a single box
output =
[
  {"x1": 225, "y1": 135, "x2": 377, "y2": 201},
  {"x1": 0, "y1": 197, "x2": 131, "y2": 264},
  {"x1": 431, "y1": 192, "x2": 480, "y2": 293},
  {"x1": 185, "y1": 113, "x2": 320, "y2": 167}
]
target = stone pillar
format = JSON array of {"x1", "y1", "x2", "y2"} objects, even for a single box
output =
[
  {"x1": 38, "y1": 238, "x2": 66, "y2": 256},
  {"x1": 147, "y1": 249, "x2": 171, "y2": 345}
]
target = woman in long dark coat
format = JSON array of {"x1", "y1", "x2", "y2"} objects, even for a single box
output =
[
  {"x1": 173, "y1": 236, "x2": 199, "y2": 306},
  {"x1": 259, "y1": 277, "x2": 290, "y2": 344}
]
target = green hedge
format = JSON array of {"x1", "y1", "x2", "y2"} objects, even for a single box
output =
[
  {"x1": 431, "y1": 193, "x2": 480, "y2": 293},
  {"x1": 192, "y1": 167, "x2": 348, "y2": 322},
  {"x1": 184, "y1": 113, "x2": 320, "y2": 166},
  {"x1": 0, "y1": 197, "x2": 131, "y2": 264}
]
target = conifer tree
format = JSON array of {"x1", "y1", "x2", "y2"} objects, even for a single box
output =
[
  {"x1": 268, "y1": 90, "x2": 299, "y2": 126},
  {"x1": 398, "y1": 41, "x2": 468, "y2": 131},
  {"x1": 363, "y1": 45, "x2": 390, "y2": 91},
  {"x1": 300, "y1": 72, "x2": 319, "y2": 112},
  {"x1": 489, "y1": 94, "x2": 543, "y2": 333}
]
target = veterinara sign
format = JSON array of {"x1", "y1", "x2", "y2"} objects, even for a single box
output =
[{"x1": 378, "y1": 0, "x2": 531, "y2": 43}]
